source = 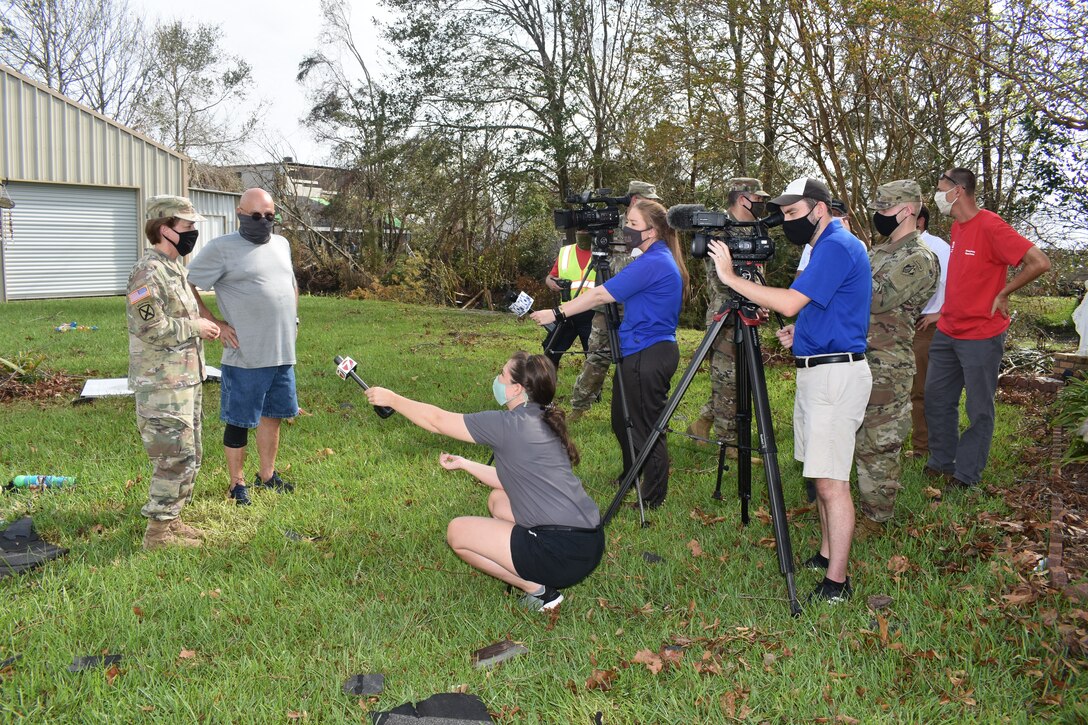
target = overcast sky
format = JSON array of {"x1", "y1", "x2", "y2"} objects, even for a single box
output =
[{"x1": 136, "y1": 0, "x2": 392, "y2": 165}]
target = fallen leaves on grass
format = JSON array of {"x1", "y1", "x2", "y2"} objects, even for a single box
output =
[
  {"x1": 178, "y1": 649, "x2": 197, "y2": 660},
  {"x1": 687, "y1": 539, "x2": 704, "y2": 557},
  {"x1": 105, "y1": 664, "x2": 121, "y2": 685},
  {"x1": 720, "y1": 688, "x2": 751, "y2": 720},
  {"x1": 585, "y1": 668, "x2": 617, "y2": 691},
  {"x1": 690, "y1": 507, "x2": 726, "y2": 526}
]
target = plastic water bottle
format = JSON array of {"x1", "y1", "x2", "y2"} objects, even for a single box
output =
[{"x1": 7, "y1": 475, "x2": 76, "y2": 490}]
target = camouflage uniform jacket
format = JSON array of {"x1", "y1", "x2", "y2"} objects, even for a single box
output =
[
  {"x1": 127, "y1": 248, "x2": 205, "y2": 391},
  {"x1": 868, "y1": 230, "x2": 939, "y2": 370},
  {"x1": 703, "y1": 212, "x2": 760, "y2": 326}
]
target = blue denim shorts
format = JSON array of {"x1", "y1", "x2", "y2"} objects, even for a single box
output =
[{"x1": 219, "y1": 364, "x2": 299, "y2": 428}]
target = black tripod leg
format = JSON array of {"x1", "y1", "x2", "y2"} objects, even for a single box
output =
[
  {"x1": 604, "y1": 301, "x2": 645, "y2": 523},
  {"x1": 740, "y1": 321, "x2": 801, "y2": 617},
  {"x1": 712, "y1": 442, "x2": 727, "y2": 500},
  {"x1": 735, "y1": 314, "x2": 752, "y2": 526}
]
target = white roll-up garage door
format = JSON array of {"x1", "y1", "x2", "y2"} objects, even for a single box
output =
[{"x1": 2, "y1": 182, "x2": 138, "y2": 300}]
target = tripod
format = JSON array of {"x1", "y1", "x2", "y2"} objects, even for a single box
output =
[
  {"x1": 601, "y1": 275, "x2": 801, "y2": 616},
  {"x1": 545, "y1": 230, "x2": 650, "y2": 526}
]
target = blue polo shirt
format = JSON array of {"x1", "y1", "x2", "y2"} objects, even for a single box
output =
[
  {"x1": 790, "y1": 220, "x2": 871, "y2": 356},
  {"x1": 602, "y1": 241, "x2": 682, "y2": 356}
]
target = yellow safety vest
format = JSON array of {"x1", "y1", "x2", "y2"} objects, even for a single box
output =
[{"x1": 557, "y1": 244, "x2": 596, "y2": 297}]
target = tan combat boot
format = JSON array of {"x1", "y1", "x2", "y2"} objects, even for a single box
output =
[
  {"x1": 169, "y1": 518, "x2": 206, "y2": 542},
  {"x1": 143, "y1": 519, "x2": 201, "y2": 550},
  {"x1": 686, "y1": 415, "x2": 713, "y2": 446},
  {"x1": 854, "y1": 516, "x2": 886, "y2": 541}
]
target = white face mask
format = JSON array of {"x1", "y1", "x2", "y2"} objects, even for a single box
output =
[{"x1": 934, "y1": 188, "x2": 957, "y2": 215}]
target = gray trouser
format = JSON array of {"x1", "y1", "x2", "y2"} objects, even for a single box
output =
[{"x1": 923, "y1": 329, "x2": 1005, "y2": 485}]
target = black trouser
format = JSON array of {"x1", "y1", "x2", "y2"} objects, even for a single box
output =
[
  {"x1": 612, "y1": 340, "x2": 679, "y2": 507},
  {"x1": 543, "y1": 309, "x2": 595, "y2": 370}
]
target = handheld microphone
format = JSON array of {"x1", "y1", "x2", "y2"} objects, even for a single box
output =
[
  {"x1": 334, "y1": 355, "x2": 395, "y2": 418},
  {"x1": 665, "y1": 204, "x2": 708, "y2": 231}
]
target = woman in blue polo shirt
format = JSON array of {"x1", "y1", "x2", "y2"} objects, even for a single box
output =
[{"x1": 532, "y1": 199, "x2": 688, "y2": 507}]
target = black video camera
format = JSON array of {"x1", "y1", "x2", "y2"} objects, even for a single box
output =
[
  {"x1": 666, "y1": 204, "x2": 784, "y2": 262},
  {"x1": 552, "y1": 188, "x2": 629, "y2": 233}
]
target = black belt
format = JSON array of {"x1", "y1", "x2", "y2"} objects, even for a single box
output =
[
  {"x1": 532, "y1": 525, "x2": 600, "y2": 534},
  {"x1": 795, "y1": 352, "x2": 865, "y2": 368}
]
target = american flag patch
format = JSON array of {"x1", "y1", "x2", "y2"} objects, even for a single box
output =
[{"x1": 129, "y1": 286, "x2": 150, "y2": 304}]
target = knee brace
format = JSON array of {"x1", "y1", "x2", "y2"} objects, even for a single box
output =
[{"x1": 223, "y1": 423, "x2": 249, "y2": 449}]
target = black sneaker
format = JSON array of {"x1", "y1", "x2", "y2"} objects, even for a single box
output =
[
  {"x1": 802, "y1": 553, "x2": 829, "y2": 570},
  {"x1": 254, "y1": 471, "x2": 294, "y2": 493},
  {"x1": 228, "y1": 483, "x2": 252, "y2": 506},
  {"x1": 518, "y1": 587, "x2": 564, "y2": 611},
  {"x1": 807, "y1": 577, "x2": 852, "y2": 605}
]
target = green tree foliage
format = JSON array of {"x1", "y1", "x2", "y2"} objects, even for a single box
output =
[
  {"x1": 299, "y1": 0, "x2": 1088, "y2": 306},
  {"x1": 137, "y1": 21, "x2": 259, "y2": 162}
]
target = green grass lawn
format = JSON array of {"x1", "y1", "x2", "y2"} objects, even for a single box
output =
[{"x1": 0, "y1": 295, "x2": 1084, "y2": 722}]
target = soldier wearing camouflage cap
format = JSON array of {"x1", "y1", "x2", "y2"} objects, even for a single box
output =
[
  {"x1": 128, "y1": 195, "x2": 221, "y2": 550},
  {"x1": 686, "y1": 177, "x2": 768, "y2": 458},
  {"x1": 854, "y1": 180, "x2": 938, "y2": 535},
  {"x1": 568, "y1": 180, "x2": 661, "y2": 419}
]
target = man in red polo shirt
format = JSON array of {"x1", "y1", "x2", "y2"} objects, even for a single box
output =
[{"x1": 924, "y1": 167, "x2": 1050, "y2": 489}]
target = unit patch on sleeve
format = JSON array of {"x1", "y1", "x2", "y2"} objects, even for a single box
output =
[{"x1": 138, "y1": 303, "x2": 156, "y2": 321}]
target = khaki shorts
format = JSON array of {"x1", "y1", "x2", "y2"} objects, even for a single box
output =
[{"x1": 794, "y1": 359, "x2": 872, "y2": 481}]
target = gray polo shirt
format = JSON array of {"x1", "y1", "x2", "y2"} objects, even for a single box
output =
[
  {"x1": 187, "y1": 232, "x2": 297, "y2": 369},
  {"x1": 464, "y1": 404, "x2": 600, "y2": 529}
]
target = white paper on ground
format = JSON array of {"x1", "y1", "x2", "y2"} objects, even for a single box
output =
[{"x1": 79, "y1": 365, "x2": 222, "y2": 398}]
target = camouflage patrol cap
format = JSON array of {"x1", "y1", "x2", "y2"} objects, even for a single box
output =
[
  {"x1": 627, "y1": 180, "x2": 661, "y2": 200},
  {"x1": 873, "y1": 180, "x2": 922, "y2": 210},
  {"x1": 146, "y1": 195, "x2": 206, "y2": 222},
  {"x1": 725, "y1": 177, "x2": 770, "y2": 199}
]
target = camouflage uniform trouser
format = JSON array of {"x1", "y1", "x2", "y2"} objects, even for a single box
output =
[
  {"x1": 696, "y1": 322, "x2": 738, "y2": 438},
  {"x1": 855, "y1": 366, "x2": 912, "y2": 523},
  {"x1": 569, "y1": 310, "x2": 613, "y2": 412},
  {"x1": 136, "y1": 384, "x2": 202, "y2": 521}
]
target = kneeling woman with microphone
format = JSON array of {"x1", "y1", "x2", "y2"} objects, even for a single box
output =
[
  {"x1": 531, "y1": 199, "x2": 689, "y2": 508},
  {"x1": 365, "y1": 351, "x2": 602, "y2": 610}
]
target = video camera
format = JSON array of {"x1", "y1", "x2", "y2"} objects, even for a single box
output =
[
  {"x1": 552, "y1": 188, "x2": 629, "y2": 234},
  {"x1": 666, "y1": 204, "x2": 784, "y2": 263}
]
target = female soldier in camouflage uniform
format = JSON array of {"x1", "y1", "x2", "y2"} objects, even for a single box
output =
[{"x1": 128, "y1": 196, "x2": 220, "y2": 550}]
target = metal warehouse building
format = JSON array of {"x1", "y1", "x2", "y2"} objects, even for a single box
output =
[{"x1": 0, "y1": 63, "x2": 192, "y2": 302}]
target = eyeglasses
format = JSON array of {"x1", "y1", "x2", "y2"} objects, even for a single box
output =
[
  {"x1": 938, "y1": 174, "x2": 960, "y2": 188},
  {"x1": 242, "y1": 211, "x2": 276, "y2": 222}
]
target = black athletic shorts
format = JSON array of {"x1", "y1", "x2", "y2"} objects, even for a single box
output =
[{"x1": 510, "y1": 524, "x2": 605, "y2": 589}]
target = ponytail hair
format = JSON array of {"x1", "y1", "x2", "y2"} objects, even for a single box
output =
[
  {"x1": 631, "y1": 198, "x2": 690, "y2": 302},
  {"x1": 508, "y1": 351, "x2": 580, "y2": 466}
]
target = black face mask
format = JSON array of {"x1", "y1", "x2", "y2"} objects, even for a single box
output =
[
  {"x1": 740, "y1": 199, "x2": 766, "y2": 220},
  {"x1": 622, "y1": 225, "x2": 648, "y2": 250},
  {"x1": 238, "y1": 213, "x2": 274, "y2": 244},
  {"x1": 782, "y1": 213, "x2": 819, "y2": 246},
  {"x1": 171, "y1": 229, "x2": 199, "y2": 256},
  {"x1": 872, "y1": 210, "x2": 901, "y2": 237}
]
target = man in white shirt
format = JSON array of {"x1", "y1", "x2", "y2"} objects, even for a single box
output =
[{"x1": 909, "y1": 205, "x2": 951, "y2": 460}]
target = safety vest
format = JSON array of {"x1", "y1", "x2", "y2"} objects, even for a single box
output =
[{"x1": 557, "y1": 244, "x2": 596, "y2": 297}]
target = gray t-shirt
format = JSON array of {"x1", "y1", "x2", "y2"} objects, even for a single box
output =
[
  {"x1": 187, "y1": 232, "x2": 297, "y2": 369},
  {"x1": 464, "y1": 404, "x2": 600, "y2": 529}
]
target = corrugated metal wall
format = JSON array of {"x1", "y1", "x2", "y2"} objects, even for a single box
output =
[
  {"x1": 0, "y1": 64, "x2": 189, "y2": 301},
  {"x1": 188, "y1": 188, "x2": 241, "y2": 257},
  {"x1": 0, "y1": 67, "x2": 186, "y2": 197}
]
